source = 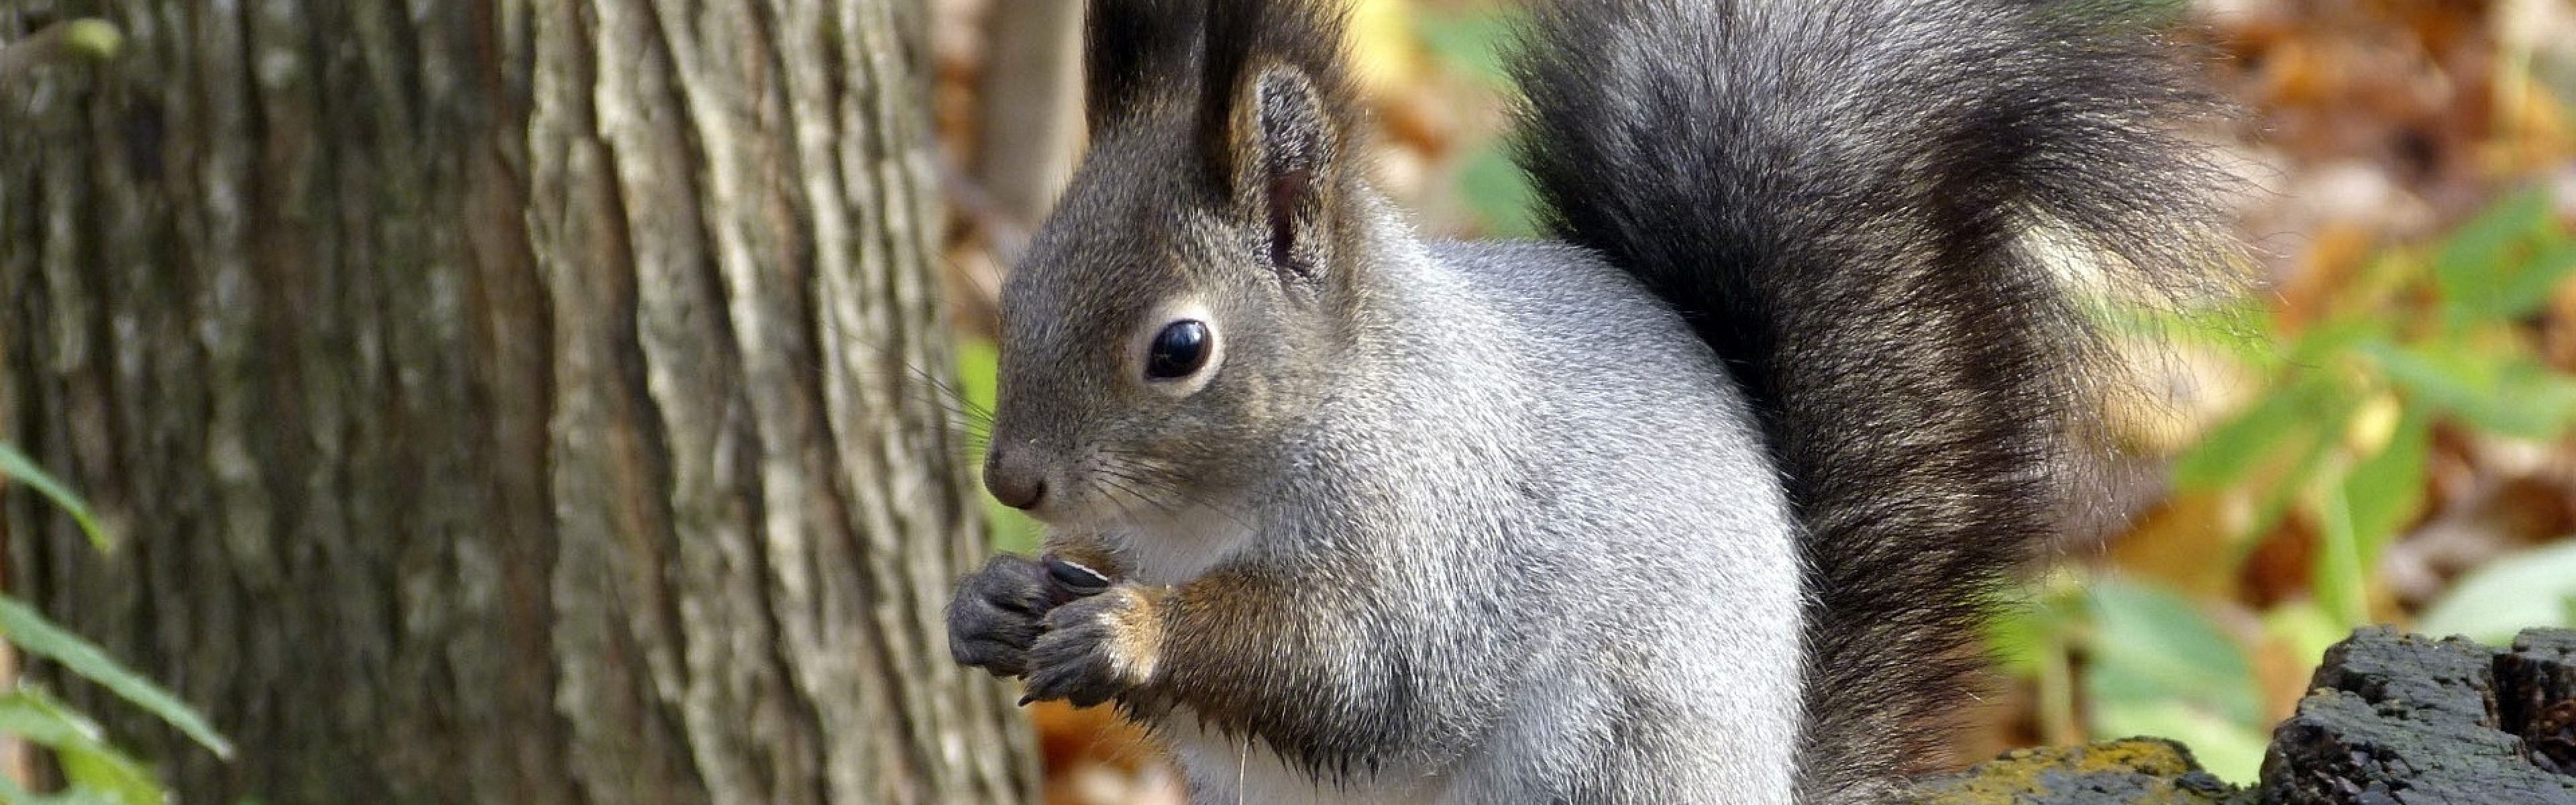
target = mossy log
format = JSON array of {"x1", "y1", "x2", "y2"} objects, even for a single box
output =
[{"x1": 1915, "y1": 627, "x2": 2576, "y2": 804}]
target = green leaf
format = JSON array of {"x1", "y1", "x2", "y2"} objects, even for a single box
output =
[
  {"x1": 1984, "y1": 604, "x2": 2047, "y2": 678},
  {"x1": 2311, "y1": 481, "x2": 2370, "y2": 628},
  {"x1": 2262, "y1": 598, "x2": 2348, "y2": 673},
  {"x1": 1988, "y1": 574, "x2": 2088, "y2": 678},
  {"x1": 2230, "y1": 405, "x2": 2353, "y2": 565},
  {"x1": 0, "y1": 777, "x2": 125, "y2": 805},
  {"x1": 0, "y1": 443, "x2": 109, "y2": 551},
  {"x1": 2340, "y1": 409, "x2": 2430, "y2": 559},
  {"x1": 1457, "y1": 146, "x2": 1541, "y2": 239},
  {"x1": 58, "y1": 789, "x2": 129, "y2": 805},
  {"x1": 952, "y1": 338, "x2": 998, "y2": 419},
  {"x1": 2470, "y1": 240, "x2": 2576, "y2": 324},
  {"x1": 0, "y1": 688, "x2": 164, "y2": 805},
  {"x1": 2082, "y1": 578, "x2": 2268, "y2": 782},
  {"x1": 1413, "y1": 10, "x2": 1519, "y2": 89},
  {"x1": 2369, "y1": 343, "x2": 2576, "y2": 439},
  {"x1": 2175, "y1": 376, "x2": 2356, "y2": 559},
  {"x1": 984, "y1": 497, "x2": 1042, "y2": 555},
  {"x1": 2283, "y1": 318, "x2": 2383, "y2": 366},
  {"x1": 0, "y1": 598, "x2": 231, "y2": 758},
  {"x1": 2086, "y1": 697, "x2": 2269, "y2": 783},
  {"x1": 59, "y1": 19, "x2": 124, "y2": 62},
  {"x1": 2171, "y1": 378, "x2": 2335, "y2": 490},
  {"x1": 1984, "y1": 590, "x2": 2078, "y2": 678},
  {"x1": 2084, "y1": 579, "x2": 2261, "y2": 720},
  {"x1": 2416, "y1": 541, "x2": 2576, "y2": 643},
  {"x1": 953, "y1": 339, "x2": 1042, "y2": 555},
  {"x1": 0, "y1": 688, "x2": 108, "y2": 749},
  {"x1": 2096, "y1": 300, "x2": 2276, "y2": 362},
  {"x1": 2434, "y1": 188, "x2": 2553, "y2": 327},
  {"x1": 56, "y1": 743, "x2": 160, "y2": 805}
]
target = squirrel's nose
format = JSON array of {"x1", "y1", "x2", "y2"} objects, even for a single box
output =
[{"x1": 984, "y1": 448, "x2": 1047, "y2": 511}]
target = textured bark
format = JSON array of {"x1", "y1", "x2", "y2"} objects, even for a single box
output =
[
  {"x1": 0, "y1": 2, "x2": 1030, "y2": 804},
  {"x1": 2260, "y1": 627, "x2": 2576, "y2": 804},
  {"x1": 2498, "y1": 629, "x2": 2576, "y2": 775}
]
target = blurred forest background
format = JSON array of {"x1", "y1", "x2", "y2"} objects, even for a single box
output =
[
  {"x1": 922, "y1": 0, "x2": 2576, "y2": 802},
  {"x1": 1, "y1": 0, "x2": 2574, "y2": 804}
]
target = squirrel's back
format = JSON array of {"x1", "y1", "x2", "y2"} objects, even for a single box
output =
[{"x1": 1510, "y1": 0, "x2": 2226, "y2": 800}]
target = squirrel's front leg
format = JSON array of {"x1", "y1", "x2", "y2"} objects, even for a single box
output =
[
  {"x1": 1020, "y1": 568, "x2": 1356, "y2": 717},
  {"x1": 1022, "y1": 583, "x2": 1169, "y2": 707},
  {"x1": 1023, "y1": 564, "x2": 1454, "y2": 774}
]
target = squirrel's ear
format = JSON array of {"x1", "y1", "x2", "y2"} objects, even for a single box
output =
[
  {"x1": 1084, "y1": 0, "x2": 1200, "y2": 133},
  {"x1": 1199, "y1": 1, "x2": 1359, "y2": 282},
  {"x1": 1216, "y1": 68, "x2": 1344, "y2": 281}
]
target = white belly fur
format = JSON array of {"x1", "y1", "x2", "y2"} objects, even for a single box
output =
[{"x1": 1158, "y1": 708, "x2": 1451, "y2": 805}]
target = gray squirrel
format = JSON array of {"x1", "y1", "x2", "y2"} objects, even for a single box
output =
[{"x1": 945, "y1": 0, "x2": 2226, "y2": 802}]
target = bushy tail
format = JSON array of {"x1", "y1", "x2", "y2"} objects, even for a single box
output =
[{"x1": 1508, "y1": 1, "x2": 2227, "y2": 800}]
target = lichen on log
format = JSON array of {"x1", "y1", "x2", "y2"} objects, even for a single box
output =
[
  {"x1": 1914, "y1": 627, "x2": 2576, "y2": 804},
  {"x1": 1913, "y1": 739, "x2": 2253, "y2": 804}
]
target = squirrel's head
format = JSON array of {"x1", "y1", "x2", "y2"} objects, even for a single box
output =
[{"x1": 983, "y1": 0, "x2": 1369, "y2": 528}]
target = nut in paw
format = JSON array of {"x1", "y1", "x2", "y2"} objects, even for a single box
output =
[{"x1": 1024, "y1": 584, "x2": 1165, "y2": 708}]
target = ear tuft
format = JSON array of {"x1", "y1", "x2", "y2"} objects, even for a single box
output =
[
  {"x1": 1197, "y1": 1, "x2": 1361, "y2": 280},
  {"x1": 1084, "y1": 0, "x2": 1201, "y2": 132},
  {"x1": 1197, "y1": 1, "x2": 1358, "y2": 190}
]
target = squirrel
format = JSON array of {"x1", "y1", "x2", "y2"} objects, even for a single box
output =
[{"x1": 946, "y1": 0, "x2": 2226, "y2": 802}]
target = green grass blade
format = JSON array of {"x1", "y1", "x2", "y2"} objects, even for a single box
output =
[
  {"x1": 0, "y1": 443, "x2": 109, "y2": 551},
  {"x1": 0, "y1": 598, "x2": 232, "y2": 758},
  {"x1": 2311, "y1": 480, "x2": 2370, "y2": 628},
  {"x1": 0, "y1": 688, "x2": 162, "y2": 805},
  {"x1": 55, "y1": 744, "x2": 160, "y2": 805},
  {"x1": 0, "y1": 688, "x2": 108, "y2": 749},
  {"x1": 0, "y1": 776, "x2": 127, "y2": 805},
  {"x1": 2341, "y1": 409, "x2": 2430, "y2": 558}
]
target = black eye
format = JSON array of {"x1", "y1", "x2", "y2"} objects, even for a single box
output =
[{"x1": 1146, "y1": 320, "x2": 1212, "y2": 380}]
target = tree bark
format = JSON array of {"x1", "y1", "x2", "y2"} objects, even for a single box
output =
[{"x1": 0, "y1": 2, "x2": 1030, "y2": 804}]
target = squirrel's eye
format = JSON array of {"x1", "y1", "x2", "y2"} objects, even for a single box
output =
[{"x1": 1146, "y1": 320, "x2": 1212, "y2": 380}]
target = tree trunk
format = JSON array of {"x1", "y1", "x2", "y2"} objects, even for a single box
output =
[{"x1": 0, "y1": 2, "x2": 1031, "y2": 804}]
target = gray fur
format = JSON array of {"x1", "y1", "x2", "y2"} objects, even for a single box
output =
[
  {"x1": 1009, "y1": 193, "x2": 1806, "y2": 802},
  {"x1": 947, "y1": 0, "x2": 2224, "y2": 802}
]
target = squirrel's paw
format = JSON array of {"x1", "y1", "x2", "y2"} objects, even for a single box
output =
[
  {"x1": 947, "y1": 554, "x2": 1054, "y2": 678},
  {"x1": 1024, "y1": 584, "x2": 1165, "y2": 708}
]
